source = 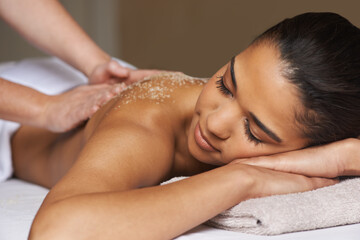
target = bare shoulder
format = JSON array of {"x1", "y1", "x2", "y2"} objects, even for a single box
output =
[
  {"x1": 112, "y1": 72, "x2": 207, "y2": 115},
  {"x1": 126, "y1": 72, "x2": 207, "y2": 103},
  {"x1": 86, "y1": 72, "x2": 207, "y2": 138}
]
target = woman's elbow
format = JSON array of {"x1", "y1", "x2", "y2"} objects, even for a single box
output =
[{"x1": 29, "y1": 203, "x2": 87, "y2": 240}]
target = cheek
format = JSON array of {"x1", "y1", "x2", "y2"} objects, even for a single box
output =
[
  {"x1": 222, "y1": 137, "x2": 256, "y2": 160},
  {"x1": 195, "y1": 82, "x2": 213, "y2": 111},
  {"x1": 196, "y1": 79, "x2": 221, "y2": 109}
]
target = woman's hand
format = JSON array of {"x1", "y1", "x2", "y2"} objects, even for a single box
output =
[
  {"x1": 229, "y1": 162, "x2": 338, "y2": 199},
  {"x1": 41, "y1": 83, "x2": 126, "y2": 132},
  {"x1": 235, "y1": 138, "x2": 360, "y2": 178},
  {"x1": 89, "y1": 60, "x2": 161, "y2": 85}
]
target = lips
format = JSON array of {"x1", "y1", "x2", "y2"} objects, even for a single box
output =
[{"x1": 194, "y1": 122, "x2": 218, "y2": 152}]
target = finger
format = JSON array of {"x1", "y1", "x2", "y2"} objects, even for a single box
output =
[
  {"x1": 240, "y1": 155, "x2": 287, "y2": 171},
  {"x1": 89, "y1": 105, "x2": 100, "y2": 117},
  {"x1": 94, "y1": 89, "x2": 117, "y2": 107},
  {"x1": 240, "y1": 156, "x2": 308, "y2": 176},
  {"x1": 108, "y1": 61, "x2": 130, "y2": 78},
  {"x1": 309, "y1": 177, "x2": 339, "y2": 190},
  {"x1": 104, "y1": 79, "x2": 117, "y2": 85},
  {"x1": 137, "y1": 70, "x2": 162, "y2": 79},
  {"x1": 241, "y1": 149, "x2": 314, "y2": 173},
  {"x1": 124, "y1": 69, "x2": 163, "y2": 84},
  {"x1": 106, "y1": 77, "x2": 124, "y2": 85},
  {"x1": 74, "y1": 92, "x2": 109, "y2": 119},
  {"x1": 79, "y1": 104, "x2": 100, "y2": 120},
  {"x1": 241, "y1": 150, "x2": 339, "y2": 178},
  {"x1": 111, "y1": 83, "x2": 127, "y2": 94},
  {"x1": 98, "y1": 84, "x2": 126, "y2": 98}
]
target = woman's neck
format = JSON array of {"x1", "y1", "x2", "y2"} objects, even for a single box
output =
[{"x1": 170, "y1": 78, "x2": 216, "y2": 177}]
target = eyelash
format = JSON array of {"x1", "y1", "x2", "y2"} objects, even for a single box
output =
[
  {"x1": 244, "y1": 119, "x2": 262, "y2": 145},
  {"x1": 216, "y1": 75, "x2": 233, "y2": 97},
  {"x1": 216, "y1": 75, "x2": 261, "y2": 145}
]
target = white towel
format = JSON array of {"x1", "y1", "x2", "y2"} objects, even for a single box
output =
[{"x1": 163, "y1": 177, "x2": 360, "y2": 235}]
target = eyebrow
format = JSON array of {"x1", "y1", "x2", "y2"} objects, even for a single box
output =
[
  {"x1": 231, "y1": 56, "x2": 282, "y2": 143},
  {"x1": 249, "y1": 112, "x2": 283, "y2": 143},
  {"x1": 230, "y1": 56, "x2": 237, "y2": 89}
]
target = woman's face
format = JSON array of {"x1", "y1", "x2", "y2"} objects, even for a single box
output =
[{"x1": 188, "y1": 43, "x2": 308, "y2": 165}]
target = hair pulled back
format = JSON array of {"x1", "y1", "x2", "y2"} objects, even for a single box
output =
[{"x1": 254, "y1": 12, "x2": 360, "y2": 145}]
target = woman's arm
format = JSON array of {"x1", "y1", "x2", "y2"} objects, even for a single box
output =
[
  {"x1": 238, "y1": 138, "x2": 360, "y2": 178},
  {"x1": 30, "y1": 164, "x2": 335, "y2": 240},
  {"x1": 29, "y1": 116, "x2": 336, "y2": 240}
]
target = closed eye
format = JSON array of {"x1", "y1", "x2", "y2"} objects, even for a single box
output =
[
  {"x1": 244, "y1": 118, "x2": 262, "y2": 145},
  {"x1": 216, "y1": 75, "x2": 233, "y2": 97}
]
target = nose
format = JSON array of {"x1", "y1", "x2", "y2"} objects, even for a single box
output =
[{"x1": 206, "y1": 104, "x2": 237, "y2": 140}]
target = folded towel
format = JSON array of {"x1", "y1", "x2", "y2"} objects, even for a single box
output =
[{"x1": 162, "y1": 177, "x2": 360, "y2": 235}]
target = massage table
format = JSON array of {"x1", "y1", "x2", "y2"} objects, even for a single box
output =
[{"x1": 0, "y1": 58, "x2": 359, "y2": 240}]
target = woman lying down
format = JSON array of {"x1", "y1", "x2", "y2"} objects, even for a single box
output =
[{"x1": 12, "y1": 12, "x2": 360, "y2": 239}]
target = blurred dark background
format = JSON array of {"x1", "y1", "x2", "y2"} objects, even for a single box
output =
[{"x1": 1, "y1": 0, "x2": 360, "y2": 77}]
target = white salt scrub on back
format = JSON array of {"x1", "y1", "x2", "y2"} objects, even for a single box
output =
[{"x1": 113, "y1": 72, "x2": 208, "y2": 108}]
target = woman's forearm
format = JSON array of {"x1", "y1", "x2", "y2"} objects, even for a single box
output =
[
  {"x1": 0, "y1": 0, "x2": 109, "y2": 77},
  {"x1": 29, "y1": 161, "x2": 335, "y2": 240},
  {"x1": 238, "y1": 137, "x2": 360, "y2": 178},
  {"x1": 30, "y1": 164, "x2": 253, "y2": 240},
  {"x1": 343, "y1": 138, "x2": 360, "y2": 175}
]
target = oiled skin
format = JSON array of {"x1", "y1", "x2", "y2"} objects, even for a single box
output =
[{"x1": 11, "y1": 73, "x2": 210, "y2": 188}]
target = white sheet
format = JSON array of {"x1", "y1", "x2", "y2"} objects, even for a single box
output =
[
  {"x1": 0, "y1": 179, "x2": 47, "y2": 240},
  {"x1": 0, "y1": 59, "x2": 359, "y2": 239},
  {"x1": 1, "y1": 179, "x2": 360, "y2": 240}
]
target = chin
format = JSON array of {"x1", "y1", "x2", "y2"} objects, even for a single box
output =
[
  {"x1": 188, "y1": 141, "x2": 224, "y2": 166},
  {"x1": 187, "y1": 118, "x2": 224, "y2": 166}
]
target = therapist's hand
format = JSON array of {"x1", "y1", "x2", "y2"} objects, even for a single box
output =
[
  {"x1": 236, "y1": 138, "x2": 360, "y2": 178},
  {"x1": 89, "y1": 60, "x2": 161, "y2": 85},
  {"x1": 42, "y1": 83, "x2": 126, "y2": 132}
]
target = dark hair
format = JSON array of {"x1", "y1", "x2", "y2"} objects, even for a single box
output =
[{"x1": 253, "y1": 12, "x2": 360, "y2": 146}]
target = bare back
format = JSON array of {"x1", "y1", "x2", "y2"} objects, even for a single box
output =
[{"x1": 11, "y1": 72, "x2": 210, "y2": 188}]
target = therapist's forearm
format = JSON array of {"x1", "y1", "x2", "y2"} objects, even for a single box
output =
[
  {"x1": 0, "y1": 77, "x2": 47, "y2": 127},
  {"x1": 0, "y1": 0, "x2": 109, "y2": 77}
]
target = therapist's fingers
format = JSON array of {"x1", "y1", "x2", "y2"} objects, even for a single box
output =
[
  {"x1": 89, "y1": 58, "x2": 164, "y2": 85},
  {"x1": 43, "y1": 83, "x2": 126, "y2": 132},
  {"x1": 123, "y1": 69, "x2": 163, "y2": 85},
  {"x1": 89, "y1": 60, "x2": 130, "y2": 85},
  {"x1": 76, "y1": 83, "x2": 127, "y2": 117},
  {"x1": 107, "y1": 60, "x2": 130, "y2": 77}
]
